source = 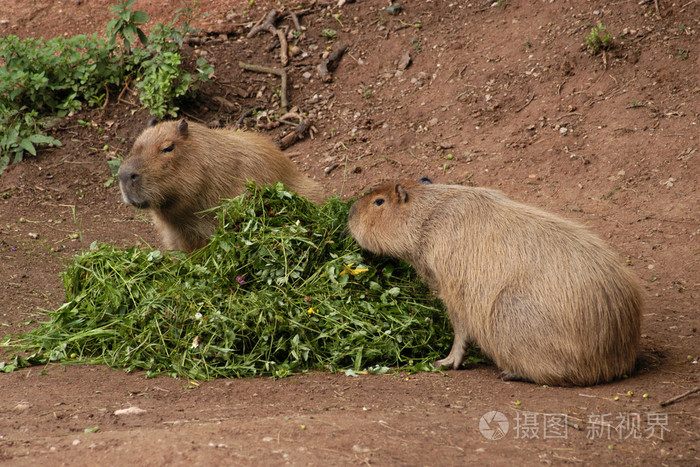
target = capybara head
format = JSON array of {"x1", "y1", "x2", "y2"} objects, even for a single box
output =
[
  {"x1": 348, "y1": 181, "x2": 425, "y2": 259},
  {"x1": 118, "y1": 119, "x2": 192, "y2": 210}
]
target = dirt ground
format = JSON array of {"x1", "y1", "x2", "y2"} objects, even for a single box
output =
[{"x1": 1, "y1": 0, "x2": 698, "y2": 465}]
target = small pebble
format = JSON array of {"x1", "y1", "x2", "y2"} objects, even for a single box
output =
[
  {"x1": 386, "y1": 5, "x2": 402, "y2": 15},
  {"x1": 114, "y1": 407, "x2": 147, "y2": 416}
]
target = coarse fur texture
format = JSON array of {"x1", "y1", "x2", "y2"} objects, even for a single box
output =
[
  {"x1": 347, "y1": 180, "x2": 643, "y2": 386},
  {"x1": 118, "y1": 119, "x2": 325, "y2": 252}
]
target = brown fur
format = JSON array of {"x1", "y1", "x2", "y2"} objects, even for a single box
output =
[
  {"x1": 348, "y1": 181, "x2": 643, "y2": 386},
  {"x1": 118, "y1": 119, "x2": 324, "y2": 252}
]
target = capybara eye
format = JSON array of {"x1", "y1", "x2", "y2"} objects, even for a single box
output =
[
  {"x1": 161, "y1": 144, "x2": 174, "y2": 153},
  {"x1": 373, "y1": 198, "x2": 385, "y2": 206}
]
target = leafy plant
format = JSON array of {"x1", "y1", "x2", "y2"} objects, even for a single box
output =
[
  {"x1": 0, "y1": 33, "x2": 120, "y2": 171},
  {"x1": 586, "y1": 23, "x2": 612, "y2": 54},
  {"x1": 0, "y1": 34, "x2": 121, "y2": 115},
  {"x1": 133, "y1": 18, "x2": 213, "y2": 118},
  {"x1": 676, "y1": 49, "x2": 689, "y2": 60},
  {"x1": 106, "y1": 0, "x2": 150, "y2": 55},
  {"x1": 321, "y1": 28, "x2": 338, "y2": 39},
  {"x1": 0, "y1": 2, "x2": 213, "y2": 171},
  {"x1": 0, "y1": 107, "x2": 61, "y2": 170},
  {"x1": 4, "y1": 184, "x2": 466, "y2": 379}
]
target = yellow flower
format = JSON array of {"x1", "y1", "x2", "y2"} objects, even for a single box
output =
[
  {"x1": 307, "y1": 308, "x2": 315, "y2": 315},
  {"x1": 339, "y1": 263, "x2": 369, "y2": 276}
]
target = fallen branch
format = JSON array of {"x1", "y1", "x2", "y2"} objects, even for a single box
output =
[
  {"x1": 660, "y1": 387, "x2": 700, "y2": 407},
  {"x1": 236, "y1": 108, "x2": 257, "y2": 128},
  {"x1": 286, "y1": 10, "x2": 302, "y2": 32},
  {"x1": 212, "y1": 96, "x2": 239, "y2": 113},
  {"x1": 279, "y1": 120, "x2": 311, "y2": 150},
  {"x1": 99, "y1": 83, "x2": 110, "y2": 118},
  {"x1": 248, "y1": 9, "x2": 278, "y2": 38},
  {"x1": 247, "y1": 9, "x2": 288, "y2": 66},
  {"x1": 515, "y1": 93, "x2": 535, "y2": 113},
  {"x1": 317, "y1": 43, "x2": 349, "y2": 82},
  {"x1": 238, "y1": 62, "x2": 288, "y2": 113}
]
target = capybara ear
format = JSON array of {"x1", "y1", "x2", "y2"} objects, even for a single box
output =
[
  {"x1": 176, "y1": 119, "x2": 189, "y2": 138},
  {"x1": 418, "y1": 176, "x2": 433, "y2": 185},
  {"x1": 147, "y1": 117, "x2": 158, "y2": 127},
  {"x1": 394, "y1": 184, "x2": 409, "y2": 203}
]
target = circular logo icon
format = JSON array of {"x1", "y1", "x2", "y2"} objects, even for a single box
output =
[{"x1": 479, "y1": 411, "x2": 509, "y2": 440}]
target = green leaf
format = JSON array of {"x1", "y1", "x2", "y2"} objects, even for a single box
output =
[
  {"x1": 18, "y1": 139, "x2": 36, "y2": 156},
  {"x1": 132, "y1": 11, "x2": 150, "y2": 24},
  {"x1": 27, "y1": 133, "x2": 61, "y2": 145},
  {"x1": 137, "y1": 29, "x2": 149, "y2": 46}
]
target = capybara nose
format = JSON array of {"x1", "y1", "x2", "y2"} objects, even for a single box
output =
[{"x1": 119, "y1": 170, "x2": 140, "y2": 186}]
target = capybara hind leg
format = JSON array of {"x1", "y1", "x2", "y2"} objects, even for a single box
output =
[
  {"x1": 434, "y1": 334, "x2": 468, "y2": 370},
  {"x1": 499, "y1": 370, "x2": 526, "y2": 382}
]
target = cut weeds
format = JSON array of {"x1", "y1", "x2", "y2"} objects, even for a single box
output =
[{"x1": 3, "y1": 184, "x2": 470, "y2": 380}]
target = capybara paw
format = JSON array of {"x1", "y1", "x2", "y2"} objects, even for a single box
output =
[{"x1": 434, "y1": 356, "x2": 460, "y2": 370}]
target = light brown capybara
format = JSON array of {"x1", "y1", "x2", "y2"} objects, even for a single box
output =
[
  {"x1": 347, "y1": 180, "x2": 643, "y2": 386},
  {"x1": 118, "y1": 119, "x2": 324, "y2": 252}
]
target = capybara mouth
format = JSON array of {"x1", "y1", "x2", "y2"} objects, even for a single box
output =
[
  {"x1": 126, "y1": 199, "x2": 150, "y2": 209},
  {"x1": 121, "y1": 191, "x2": 150, "y2": 209}
]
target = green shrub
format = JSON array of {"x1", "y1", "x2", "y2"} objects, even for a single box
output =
[
  {"x1": 0, "y1": 34, "x2": 120, "y2": 115},
  {"x1": 0, "y1": 1, "x2": 213, "y2": 172},
  {"x1": 132, "y1": 20, "x2": 214, "y2": 119}
]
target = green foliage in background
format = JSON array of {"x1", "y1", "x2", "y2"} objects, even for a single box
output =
[
  {"x1": 3, "y1": 185, "x2": 467, "y2": 380},
  {"x1": 586, "y1": 23, "x2": 613, "y2": 54},
  {"x1": 106, "y1": 0, "x2": 150, "y2": 55},
  {"x1": 0, "y1": 1, "x2": 213, "y2": 172}
]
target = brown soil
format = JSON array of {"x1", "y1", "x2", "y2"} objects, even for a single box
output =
[{"x1": 1, "y1": 0, "x2": 698, "y2": 465}]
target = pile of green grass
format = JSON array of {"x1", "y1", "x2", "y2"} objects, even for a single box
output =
[{"x1": 4, "y1": 184, "x2": 461, "y2": 379}]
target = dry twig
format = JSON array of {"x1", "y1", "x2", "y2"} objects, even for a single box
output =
[
  {"x1": 236, "y1": 108, "x2": 257, "y2": 129},
  {"x1": 247, "y1": 9, "x2": 289, "y2": 66},
  {"x1": 238, "y1": 62, "x2": 288, "y2": 113},
  {"x1": 515, "y1": 94, "x2": 535, "y2": 113},
  {"x1": 212, "y1": 96, "x2": 239, "y2": 113},
  {"x1": 279, "y1": 120, "x2": 311, "y2": 149},
  {"x1": 317, "y1": 43, "x2": 350, "y2": 82},
  {"x1": 660, "y1": 387, "x2": 700, "y2": 407}
]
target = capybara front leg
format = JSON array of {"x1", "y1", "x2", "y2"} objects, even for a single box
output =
[{"x1": 434, "y1": 333, "x2": 468, "y2": 370}]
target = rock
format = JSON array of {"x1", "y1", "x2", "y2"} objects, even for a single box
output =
[
  {"x1": 114, "y1": 406, "x2": 147, "y2": 416},
  {"x1": 13, "y1": 402, "x2": 30, "y2": 411},
  {"x1": 398, "y1": 51, "x2": 412, "y2": 71},
  {"x1": 386, "y1": 5, "x2": 402, "y2": 15}
]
